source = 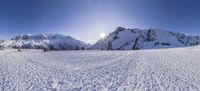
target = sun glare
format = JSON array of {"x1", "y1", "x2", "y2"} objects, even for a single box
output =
[{"x1": 100, "y1": 33, "x2": 106, "y2": 38}]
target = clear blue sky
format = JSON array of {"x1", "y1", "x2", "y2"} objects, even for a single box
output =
[{"x1": 0, "y1": 0, "x2": 200, "y2": 43}]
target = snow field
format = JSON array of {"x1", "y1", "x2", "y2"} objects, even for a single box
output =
[{"x1": 0, "y1": 48, "x2": 200, "y2": 91}]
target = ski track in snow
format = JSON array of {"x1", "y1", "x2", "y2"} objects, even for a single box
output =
[{"x1": 0, "y1": 48, "x2": 200, "y2": 91}]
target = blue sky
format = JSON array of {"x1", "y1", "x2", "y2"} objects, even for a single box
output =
[{"x1": 0, "y1": 0, "x2": 200, "y2": 43}]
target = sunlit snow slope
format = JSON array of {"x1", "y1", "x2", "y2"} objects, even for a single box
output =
[
  {"x1": 91, "y1": 27, "x2": 200, "y2": 50},
  {"x1": 0, "y1": 47, "x2": 200, "y2": 91}
]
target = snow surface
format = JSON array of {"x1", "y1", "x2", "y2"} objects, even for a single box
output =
[{"x1": 0, "y1": 47, "x2": 200, "y2": 91}]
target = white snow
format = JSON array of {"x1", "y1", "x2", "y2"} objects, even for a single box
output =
[
  {"x1": 0, "y1": 34, "x2": 88, "y2": 50},
  {"x1": 0, "y1": 46, "x2": 200, "y2": 91},
  {"x1": 91, "y1": 27, "x2": 200, "y2": 50}
]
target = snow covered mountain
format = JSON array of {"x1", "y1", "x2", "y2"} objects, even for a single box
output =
[
  {"x1": 91, "y1": 27, "x2": 200, "y2": 50},
  {"x1": 0, "y1": 34, "x2": 88, "y2": 50},
  {"x1": 0, "y1": 40, "x2": 4, "y2": 43}
]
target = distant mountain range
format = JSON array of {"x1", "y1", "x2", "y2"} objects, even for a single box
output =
[
  {"x1": 0, "y1": 27, "x2": 200, "y2": 50},
  {"x1": 90, "y1": 27, "x2": 200, "y2": 50},
  {"x1": 0, "y1": 34, "x2": 89, "y2": 50}
]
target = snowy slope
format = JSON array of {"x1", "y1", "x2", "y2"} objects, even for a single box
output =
[
  {"x1": 0, "y1": 47, "x2": 200, "y2": 90},
  {"x1": 0, "y1": 40, "x2": 4, "y2": 43},
  {"x1": 0, "y1": 34, "x2": 88, "y2": 50},
  {"x1": 91, "y1": 27, "x2": 200, "y2": 50}
]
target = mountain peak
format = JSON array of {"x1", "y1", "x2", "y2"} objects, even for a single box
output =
[
  {"x1": 2, "y1": 34, "x2": 88, "y2": 50},
  {"x1": 91, "y1": 27, "x2": 200, "y2": 50}
]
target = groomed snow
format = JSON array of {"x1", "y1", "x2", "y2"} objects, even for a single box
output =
[{"x1": 0, "y1": 47, "x2": 200, "y2": 91}]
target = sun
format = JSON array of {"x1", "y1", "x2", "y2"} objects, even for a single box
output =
[{"x1": 100, "y1": 33, "x2": 106, "y2": 38}]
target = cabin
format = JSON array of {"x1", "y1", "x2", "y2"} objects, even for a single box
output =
[
  {"x1": 43, "y1": 47, "x2": 49, "y2": 52},
  {"x1": 0, "y1": 45, "x2": 4, "y2": 50},
  {"x1": 16, "y1": 46, "x2": 21, "y2": 52}
]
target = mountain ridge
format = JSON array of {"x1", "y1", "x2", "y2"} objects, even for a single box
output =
[
  {"x1": 90, "y1": 27, "x2": 200, "y2": 50},
  {"x1": 0, "y1": 27, "x2": 200, "y2": 50},
  {"x1": 0, "y1": 34, "x2": 89, "y2": 50}
]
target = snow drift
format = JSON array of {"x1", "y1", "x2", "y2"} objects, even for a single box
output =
[{"x1": 90, "y1": 27, "x2": 200, "y2": 50}]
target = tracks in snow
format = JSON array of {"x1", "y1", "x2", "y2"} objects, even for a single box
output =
[{"x1": 0, "y1": 49, "x2": 200, "y2": 91}]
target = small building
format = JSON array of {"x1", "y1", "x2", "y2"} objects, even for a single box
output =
[
  {"x1": 43, "y1": 47, "x2": 49, "y2": 52},
  {"x1": 0, "y1": 45, "x2": 4, "y2": 50},
  {"x1": 16, "y1": 46, "x2": 21, "y2": 52}
]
